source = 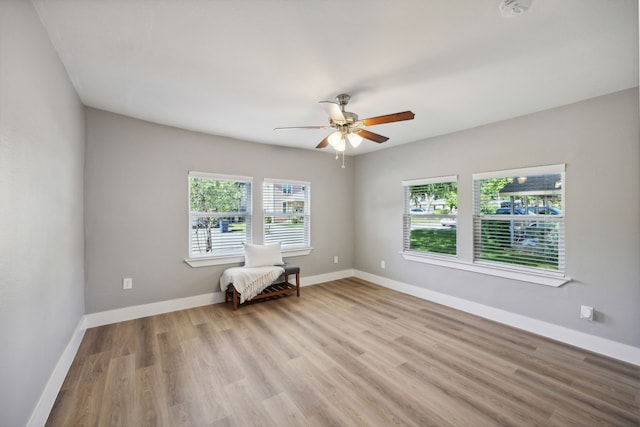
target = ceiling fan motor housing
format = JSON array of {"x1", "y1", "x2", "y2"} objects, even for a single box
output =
[{"x1": 342, "y1": 111, "x2": 358, "y2": 124}]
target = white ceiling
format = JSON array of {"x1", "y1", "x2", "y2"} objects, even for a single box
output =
[{"x1": 33, "y1": 0, "x2": 638, "y2": 155}]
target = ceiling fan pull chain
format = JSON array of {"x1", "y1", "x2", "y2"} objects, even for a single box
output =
[{"x1": 342, "y1": 151, "x2": 345, "y2": 169}]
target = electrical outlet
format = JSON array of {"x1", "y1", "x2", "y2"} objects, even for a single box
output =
[
  {"x1": 580, "y1": 305, "x2": 594, "y2": 321},
  {"x1": 123, "y1": 277, "x2": 133, "y2": 290},
  {"x1": 334, "y1": 256, "x2": 339, "y2": 264},
  {"x1": 381, "y1": 260, "x2": 386, "y2": 269}
]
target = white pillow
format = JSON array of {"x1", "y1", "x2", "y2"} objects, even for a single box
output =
[{"x1": 243, "y1": 242, "x2": 283, "y2": 268}]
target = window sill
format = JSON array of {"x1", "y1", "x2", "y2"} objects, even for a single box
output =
[
  {"x1": 401, "y1": 252, "x2": 571, "y2": 287},
  {"x1": 282, "y1": 247, "x2": 314, "y2": 258},
  {"x1": 185, "y1": 247, "x2": 313, "y2": 268},
  {"x1": 185, "y1": 254, "x2": 244, "y2": 267}
]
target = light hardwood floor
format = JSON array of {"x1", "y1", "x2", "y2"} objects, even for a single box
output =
[{"x1": 47, "y1": 278, "x2": 639, "y2": 426}]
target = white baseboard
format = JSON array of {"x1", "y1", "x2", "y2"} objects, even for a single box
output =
[
  {"x1": 30, "y1": 268, "x2": 639, "y2": 426},
  {"x1": 27, "y1": 318, "x2": 86, "y2": 427},
  {"x1": 301, "y1": 268, "x2": 354, "y2": 286},
  {"x1": 353, "y1": 270, "x2": 640, "y2": 366},
  {"x1": 85, "y1": 269, "x2": 354, "y2": 328},
  {"x1": 85, "y1": 292, "x2": 225, "y2": 328}
]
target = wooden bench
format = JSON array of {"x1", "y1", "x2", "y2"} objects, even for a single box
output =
[{"x1": 224, "y1": 263, "x2": 300, "y2": 310}]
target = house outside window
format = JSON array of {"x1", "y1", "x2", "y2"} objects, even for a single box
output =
[
  {"x1": 403, "y1": 175, "x2": 458, "y2": 256},
  {"x1": 264, "y1": 179, "x2": 310, "y2": 249},
  {"x1": 188, "y1": 172, "x2": 252, "y2": 258},
  {"x1": 472, "y1": 164, "x2": 565, "y2": 273}
]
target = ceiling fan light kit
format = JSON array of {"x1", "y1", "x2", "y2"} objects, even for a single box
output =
[
  {"x1": 328, "y1": 131, "x2": 346, "y2": 151},
  {"x1": 275, "y1": 93, "x2": 415, "y2": 164},
  {"x1": 347, "y1": 132, "x2": 363, "y2": 148},
  {"x1": 328, "y1": 129, "x2": 363, "y2": 152}
]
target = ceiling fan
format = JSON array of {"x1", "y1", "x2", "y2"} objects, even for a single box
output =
[{"x1": 275, "y1": 93, "x2": 415, "y2": 152}]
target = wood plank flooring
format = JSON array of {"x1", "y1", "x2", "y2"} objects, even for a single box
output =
[{"x1": 46, "y1": 278, "x2": 640, "y2": 426}]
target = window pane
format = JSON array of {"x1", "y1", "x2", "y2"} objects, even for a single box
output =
[
  {"x1": 404, "y1": 180, "x2": 458, "y2": 256},
  {"x1": 474, "y1": 217, "x2": 563, "y2": 270},
  {"x1": 473, "y1": 170, "x2": 564, "y2": 272},
  {"x1": 189, "y1": 174, "x2": 252, "y2": 257},
  {"x1": 264, "y1": 180, "x2": 310, "y2": 249},
  {"x1": 190, "y1": 215, "x2": 250, "y2": 256}
]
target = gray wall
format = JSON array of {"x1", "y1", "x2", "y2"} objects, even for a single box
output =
[
  {"x1": 0, "y1": 1, "x2": 85, "y2": 426},
  {"x1": 84, "y1": 108, "x2": 354, "y2": 313},
  {"x1": 354, "y1": 88, "x2": 640, "y2": 347}
]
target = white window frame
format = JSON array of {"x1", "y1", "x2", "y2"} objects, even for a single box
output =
[
  {"x1": 401, "y1": 165, "x2": 571, "y2": 287},
  {"x1": 185, "y1": 172, "x2": 252, "y2": 266},
  {"x1": 402, "y1": 175, "x2": 458, "y2": 259},
  {"x1": 472, "y1": 164, "x2": 566, "y2": 276},
  {"x1": 263, "y1": 179, "x2": 311, "y2": 253}
]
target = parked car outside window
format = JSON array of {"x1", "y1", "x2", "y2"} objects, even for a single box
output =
[
  {"x1": 495, "y1": 207, "x2": 527, "y2": 215},
  {"x1": 440, "y1": 217, "x2": 457, "y2": 227},
  {"x1": 527, "y1": 206, "x2": 562, "y2": 215}
]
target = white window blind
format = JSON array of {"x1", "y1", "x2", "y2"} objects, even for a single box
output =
[
  {"x1": 402, "y1": 175, "x2": 458, "y2": 256},
  {"x1": 472, "y1": 165, "x2": 565, "y2": 273},
  {"x1": 188, "y1": 172, "x2": 252, "y2": 258},
  {"x1": 263, "y1": 179, "x2": 310, "y2": 249}
]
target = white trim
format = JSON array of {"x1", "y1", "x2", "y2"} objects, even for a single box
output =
[
  {"x1": 84, "y1": 268, "x2": 353, "y2": 328},
  {"x1": 353, "y1": 270, "x2": 640, "y2": 366},
  {"x1": 263, "y1": 177, "x2": 311, "y2": 186},
  {"x1": 401, "y1": 252, "x2": 570, "y2": 287},
  {"x1": 188, "y1": 171, "x2": 253, "y2": 182},
  {"x1": 85, "y1": 293, "x2": 225, "y2": 328},
  {"x1": 262, "y1": 179, "x2": 312, "y2": 249},
  {"x1": 402, "y1": 175, "x2": 457, "y2": 186},
  {"x1": 282, "y1": 247, "x2": 313, "y2": 258},
  {"x1": 185, "y1": 255, "x2": 244, "y2": 267},
  {"x1": 30, "y1": 267, "x2": 638, "y2": 427},
  {"x1": 472, "y1": 163, "x2": 565, "y2": 180},
  {"x1": 300, "y1": 268, "x2": 354, "y2": 286},
  {"x1": 27, "y1": 318, "x2": 86, "y2": 427},
  {"x1": 185, "y1": 247, "x2": 313, "y2": 268},
  {"x1": 25, "y1": 268, "x2": 348, "y2": 425},
  {"x1": 188, "y1": 173, "x2": 253, "y2": 260}
]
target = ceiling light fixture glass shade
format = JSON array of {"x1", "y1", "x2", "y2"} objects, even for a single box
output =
[
  {"x1": 328, "y1": 131, "x2": 342, "y2": 148},
  {"x1": 328, "y1": 130, "x2": 346, "y2": 152},
  {"x1": 347, "y1": 132, "x2": 363, "y2": 148}
]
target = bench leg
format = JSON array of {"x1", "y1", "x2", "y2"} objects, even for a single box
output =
[
  {"x1": 232, "y1": 287, "x2": 238, "y2": 311},
  {"x1": 296, "y1": 272, "x2": 300, "y2": 297}
]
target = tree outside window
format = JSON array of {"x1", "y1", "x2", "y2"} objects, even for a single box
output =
[{"x1": 189, "y1": 173, "x2": 252, "y2": 257}]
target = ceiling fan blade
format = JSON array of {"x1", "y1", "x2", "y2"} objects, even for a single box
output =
[
  {"x1": 319, "y1": 101, "x2": 345, "y2": 123},
  {"x1": 316, "y1": 135, "x2": 330, "y2": 149},
  {"x1": 361, "y1": 111, "x2": 415, "y2": 127},
  {"x1": 357, "y1": 129, "x2": 389, "y2": 143},
  {"x1": 274, "y1": 125, "x2": 329, "y2": 131}
]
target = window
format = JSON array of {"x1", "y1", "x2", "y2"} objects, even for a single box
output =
[
  {"x1": 263, "y1": 179, "x2": 310, "y2": 249},
  {"x1": 188, "y1": 172, "x2": 252, "y2": 258},
  {"x1": 473, "y1": 164, "x2": 565, "y2": 273},
  {"x1": 403, "y1": 176, "x2": 458, "y2": 256}
]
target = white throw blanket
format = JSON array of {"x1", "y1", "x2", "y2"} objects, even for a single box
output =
[{"x1": 220, "y1": 266, "x2": 285, "y2": 304}]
